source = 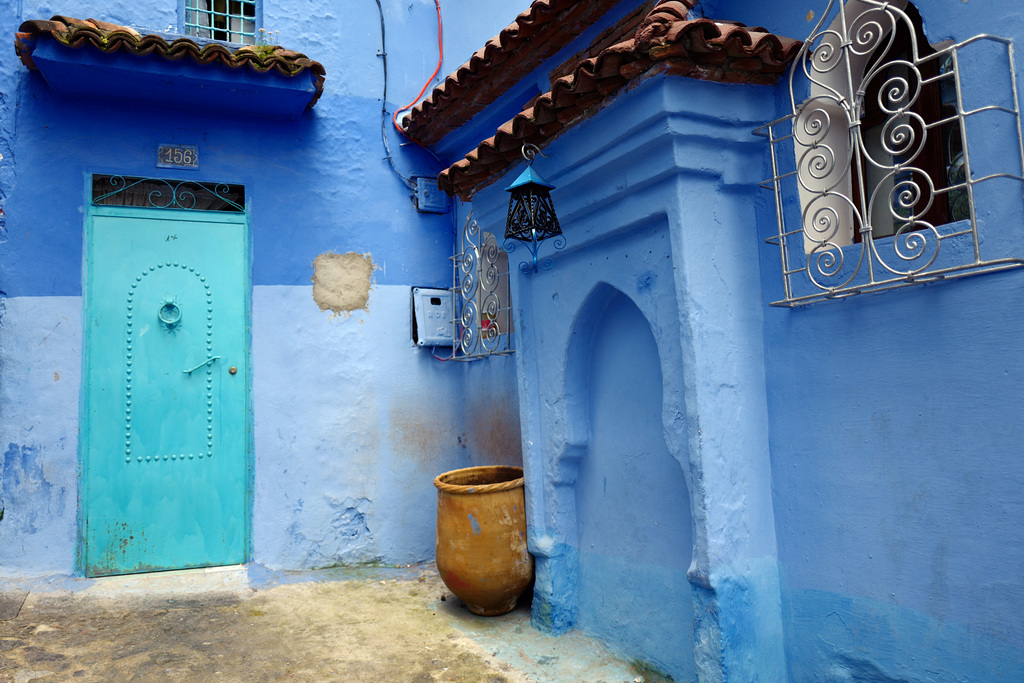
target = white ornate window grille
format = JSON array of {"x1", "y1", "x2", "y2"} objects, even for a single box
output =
[
  {"x1": 754, "y1": 0, "x2": 1024, "y2": 307},
  {"x1": 450, "y1": 212, "x2": 515, "y2": 360}
]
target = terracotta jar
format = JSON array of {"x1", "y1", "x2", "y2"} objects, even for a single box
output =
[{"x1": 433, "y1": 465, "x2": 533, "y2": 616}]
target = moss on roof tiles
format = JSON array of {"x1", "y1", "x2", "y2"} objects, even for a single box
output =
[{"x1": 16, "y1": 15, "x2": 326, "y2": 107}]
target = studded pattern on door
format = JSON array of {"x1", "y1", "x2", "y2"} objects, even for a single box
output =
[{"x1": 82, "y1": 207, "x2": 249, "y2": 576}]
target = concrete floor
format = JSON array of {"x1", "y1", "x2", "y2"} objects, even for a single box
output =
[{"x1": 0, "y1": 564, "x2": 654, "y2": 683}]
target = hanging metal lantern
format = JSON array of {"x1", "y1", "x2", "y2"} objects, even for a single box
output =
[{"x1": 504, "y1": 143, "x2": 565, "y2": 273}]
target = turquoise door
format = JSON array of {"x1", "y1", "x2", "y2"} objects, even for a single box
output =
[{"x1": 82, "y1": 207, "x2": 249, "y2": 576}]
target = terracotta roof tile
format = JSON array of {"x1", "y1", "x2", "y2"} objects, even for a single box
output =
[
  {"x1": 436, "y1": 1, "x2": 801, "y2": 199},
  {"x1": 548, "y1": 0, "x2": 657, "y2": 85},
  {"x1": 15, "y1": 15, "x2": 326, "y2": 108},
  {"x1": 402, "y1": 0, "x2": 638, "y2": 146}
]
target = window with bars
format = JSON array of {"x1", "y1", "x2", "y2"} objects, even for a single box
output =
[
  {"x1": 754, "y1": 0, "x2": 1024, "y2": 307},
  {"x1": 452, "y1": 213, "x2": 515, "y2": 360},
  {"x1": 184, "y1": 0, "x2": 257, "y2": 44}
]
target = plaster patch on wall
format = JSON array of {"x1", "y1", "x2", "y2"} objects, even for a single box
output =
[{"x1": 311, "y1": 252, "x2": 375, "y2": 316}]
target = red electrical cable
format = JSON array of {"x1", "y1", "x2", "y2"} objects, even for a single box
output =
[{"x1": 392, "y1": 0, "x2": 443, "y2": 137}]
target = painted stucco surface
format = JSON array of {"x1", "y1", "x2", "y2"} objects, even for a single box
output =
[
  {"x1": 461, "y1": 357, "x2": 523, "y2": 469},
  {"x1": 0, "y1": 298, "x2": 80, "y2": 575},
  {"x1": 461, "y1": 75, "x2": 786, "y2": 681},
  {"x1": 3, "y1": 0, "x2": 1024, "y2": 679},
  {"x1": 452, "y1": 0, "x2": 1024, "y2": 673},
  {"x1": 253, "y1": 284, "x2": 467, "y2": 568},
  {"x1": 575, "y1": 291, "x2": 696, "y2": 679},
  {"x1": 764, "y1": 4, "x2": 1023, "y2": 679},
  {"x1": 0, "y1": 0, "x2": 519, "y2": 576},
  {"x1": 743, "y1": 2, "x2": 1024, "y2": 680},
  {"x1": 761, "y1": 277, "x2": 1024, "y2": 681}
]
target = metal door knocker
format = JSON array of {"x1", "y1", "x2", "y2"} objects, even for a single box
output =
[{"x1": 158, "y1": 297, "x2": 182, "y2": 328}]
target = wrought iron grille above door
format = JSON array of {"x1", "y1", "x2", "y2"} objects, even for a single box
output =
[{"x1": 92, "y1": 176, "x2": 245, "y2": 213}]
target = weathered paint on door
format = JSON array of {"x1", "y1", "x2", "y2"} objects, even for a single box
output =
[{"x1": 82, "y1": 206, "x2": 249, "y2": 576}]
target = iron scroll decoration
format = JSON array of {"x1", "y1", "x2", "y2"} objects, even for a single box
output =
[
  {"x1": 753, "y1": 0, "x2": 1024, "y2": 306},
  {"x1": 503, "y1": 144, "x2": 566, "y2": 273},
  {"x1": 451, "y1": 211, "x2": 515, "y2": 360},
  {"x1": 92, "y1": 175, "x2": 245, "y2": 212}
]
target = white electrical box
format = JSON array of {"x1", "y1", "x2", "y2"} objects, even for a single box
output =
[{"x1": 412, "y1": 287, "x2": 454, "y2": 347}]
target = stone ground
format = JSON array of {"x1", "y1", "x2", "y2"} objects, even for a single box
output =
[{"x1": 0, "y1": 564, "x2": 653, "y2": 683}]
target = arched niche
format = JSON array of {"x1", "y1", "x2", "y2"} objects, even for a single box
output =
[{"x1": 558, "y1": 282, "x2": 697, "y2": 679}]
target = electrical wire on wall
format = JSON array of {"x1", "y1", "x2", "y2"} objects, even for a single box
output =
[
  {"x1": 373, "y1": 0, "x2": 412, "y2": 189},
  {"x1": 373, "y1": 0, "x2": 464, "y2": 363},
  {"x1": 392, "y1": 0, "x2": 443, "y2": 137},
  {"x1": 373, "y1": 0, "x2": 445, "y2": 188}
]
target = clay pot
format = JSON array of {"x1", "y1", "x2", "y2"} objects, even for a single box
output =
[{"x1": 434, "y1": 466, "x2": 533, "y2": 616}]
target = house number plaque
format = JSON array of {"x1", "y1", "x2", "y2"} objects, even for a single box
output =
[{"x1": 157, "y1": 144, "x2": 199, "y2": 169}]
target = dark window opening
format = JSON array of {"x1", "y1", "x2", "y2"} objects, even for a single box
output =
[
  {"x1": 855, "y1": 2, "x2": 965, "y2": 241},
  {"x1": 92, "y1": 175, "x2": 245, "y2": 212}
]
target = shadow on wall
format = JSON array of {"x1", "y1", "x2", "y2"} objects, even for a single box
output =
[{"x1": 466, "y1": 394, "x2": 523, "y2": 468}]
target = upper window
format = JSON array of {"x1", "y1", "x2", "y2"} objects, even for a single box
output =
[
  {"x1": 754, "y1": 0, "x2": 1024, "y2": 306},
  {"x1": 184, "y1": 0, "x2": 257, "y2": 44},
  {"x1": 854, "y1": 4, "x2": 964, "y2": 240}
]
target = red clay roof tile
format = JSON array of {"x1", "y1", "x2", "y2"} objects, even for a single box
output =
[
  {"x1": 15, "y1": 15, "x2": 326, "y2": 108},
  {"x1": 548, "y1": 1, "x2": 657, "y2": 85},
  {"x1": 435, "y1": 1, "x2": 801, "y2": 199},
  {"x1": 402, "y1": 0, "x2": 635, "y2": 146}
]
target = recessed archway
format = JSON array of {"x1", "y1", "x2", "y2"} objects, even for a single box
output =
[{"x1": 566, "y1": 284, "x2": 696, "y2": 678}]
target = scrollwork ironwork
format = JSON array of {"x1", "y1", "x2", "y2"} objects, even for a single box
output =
[
  {"x1": 92, "y1": 175, "x2": 245, "y2": 212},
  {"x1": 451, "y1": 211, "x2": 515, "y2": 359},
  {"x1": 754, "y1": 0, "x2": 1024, "y2": 306}
]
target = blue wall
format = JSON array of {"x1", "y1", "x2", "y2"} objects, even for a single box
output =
[
  {"x1": 761, "y1": 241, "x2": 1024, "y2": 679},
  {"x1": 5, "y1": 0, "x2": 1024, "y2": 679},
  {"x1": 0, "y1": 0, "x2": 521, "y2": 576},
  {"x1": 450, "y1": 0, "x2": 1024, "y2": 679},
  {"x1": 464, "y1": 73, "x2": 786, "y2": 680},
  {"x1": 740, "y1": 0, "x2": 1024, "y2": 679}
]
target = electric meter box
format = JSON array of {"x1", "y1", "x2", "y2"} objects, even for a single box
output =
[
  {"x1": 412, "y1": 287, "x2": 454, "y2": 347},
  {"x1": 413, "y1": 176, "x2": 450, "y2": 214}
]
